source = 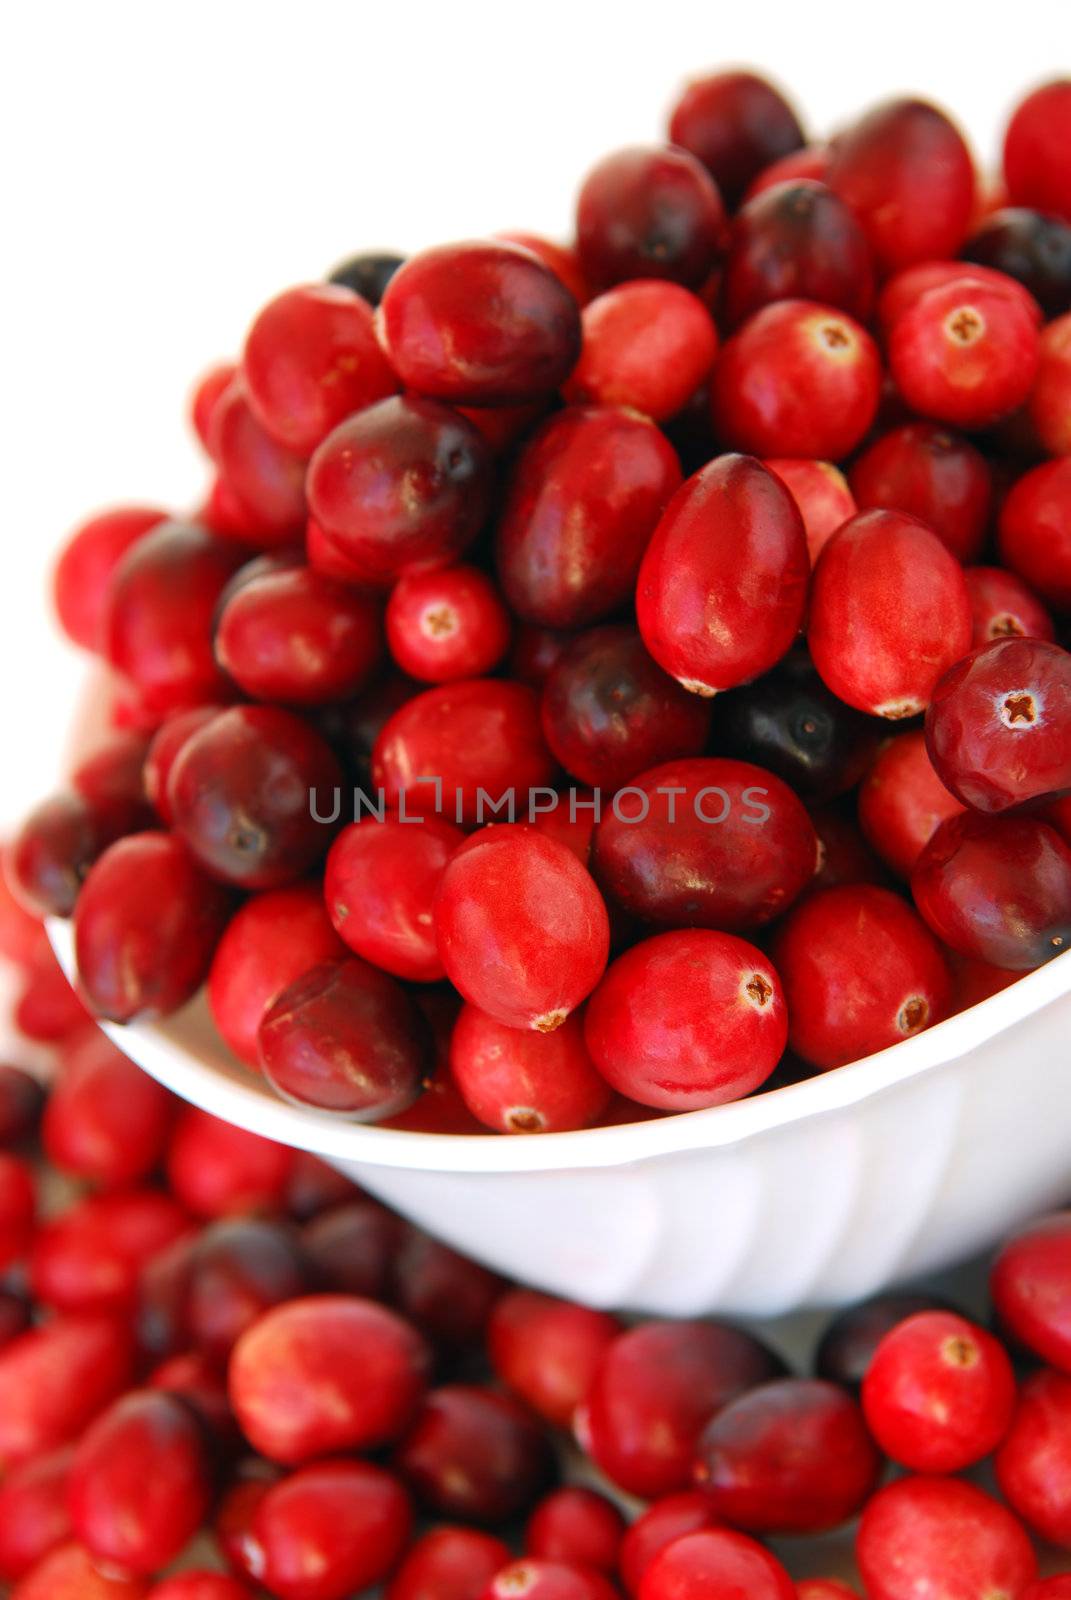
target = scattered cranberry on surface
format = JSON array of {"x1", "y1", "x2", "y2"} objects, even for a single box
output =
[
  {"x1": 394, "y1": 1383, "x2": 556, "y2": 1524},
  {"x1": 488, "y1": 1289, "x2": 621, "y2": 1429},
  {"x1": 387, "y1": 1526, "x2": 512, "y2": 1600},
  {"x1": 638, "y1": 1527, "x2": 796, "y2": 1600},
  {"x1": 526, "y1": 1486, "x2": 625, "y2": 1573},
  {"x1": 856, "y1": 1476, "x2": 1038, "y2": 1600},
  {"x1": 53, "y1": 506, "x2": 168, "y2": 653},
  {"x1": 251, "y1": 1458, "x2": 413, "y2": 1600},
  {"x1": 996, "y1": 1367, "x2": 1071, "y2": 1549},
  {"x1": 992, "y1": 1212, "x2": 1071, "y2": 1373},
  {"x1": 888, "y1": 275, "x2": 1040, "y2": 429}
]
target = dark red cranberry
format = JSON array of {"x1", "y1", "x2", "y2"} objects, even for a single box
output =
[
  {"x1": 991, "y1": 1212, "x2": 1071, "y2": 1372},
  {"x1": 527, "y1": 1488, "x2": 625, "y2": 1574},
  {"x1": 252, "y1": 1459, "x2": 412, "y2": 1600},
  {"x1": 856, "y1": 1477, "x2": 1037, "y2": 1600},
  {"x1": 450, "y1": 1004, "x2": 611, "y2": 1133},
  {"x1": 496, "y1": 406, "x2": 682, "y2": 630},
  {"x1": 165, "y1": 1108, "x2": 295, "y2": 1220},
  {"x1": 30, "y1": 1189, "x2": 190, "y2": 1315},
  {"x1": 912, "y1": 811, "x2": 1071, "y2": 969},
  {"x1": 964, "y1": 207, "x2": 1071, "y2": 319},
  {"x1": 618, "y1": 1493, "x2": 723, "y2": 1597},
  {"x1": 325, "y1": 816, "x2": 463, "y2": 982},
  {"x1": 564, "y1": 281, "x2": 718, "y2": 422},
  {"x1": 327, "y1": 250, "x2": 404, "y2": 304},
  {"x1": 668, "y1": 70, "x2": 805, "y2": 206},
  {"x1": 0, "y1": 1064, "x2": 45, "y2": 1147},
  {"x1": 178, "y1": 1217, "x2": 316, "y2": 1360},
  {"x1": 0, "y1": 1313, "x2": 136, "y2": 1467},
  {"x1": 189, "y1": 360, "x2": 237, "y2": 454},
  {"x1": 488, "y1": 1289, "x2": 620, "y2": 1428},
  {"x1": 858, "y1": 730, "x2": 965, "y2": 878},
  {"x1": 996, "y1": 1368, "x2": 1071, "y2": 1548},
  {"x1": 889, "y1": 276, "x2": 1040, "y2": 429},
  {"x1": 390, "y1": 1227, "x2": 505, "y2": 1354},
  {"x1": 849, "y1": 423, "x2": 993, "y2": 565},
  {"x1": 575, "y1": 144, "x2": 726, "y2": 291},
  {"x1": 999, "y1": 459, "x2": 1071, "y2": 614},
  {"x1": 745, "y1": 144, "x2": 830, "y2": 200},
  {"x1": 638, "y1": 1528, "x2": 795, "y2": 1600},
  {"x1": 510, "y1": 625, "x2": 575, "y2": 688},
  {"x1": 282, "y1": 1152, "x2": 355, "y2": 1221},
  {"x1": 0, "y1": 1447, "x2": 73, "y2": 1583},
  {"x1": 7, "y1": 794, "x2": 124, "y2": 919},
  {"x1": 393, "y1": 1384, "x2": 556, "y2": 1524},
  {"x1": 144, "y1": 707, "x2": 222, "y2": 825},
  {"x1": 386, "y1": 566, "x2": 511, "y2": 683},
  {"x1": 387, "y1": 1526, "x2": 511, "y2": 1600},
  {"x1": 147, "y1": 1352, "x2": 235, "y2": 1447},
  {"x1": 379, "y1": 241, "x2": 581, "y2": 403},
  {"x1": 0, "y1": 1153, "x2": 34, "y2": 1271},
  {"x1": 1004, "y1": 81, "x2": 1071, "y2": 223},
  {"x1": 302, "y1": 1199, "x2": 403, "y2": 1300},
  {"x1": 723, "y1": 180, "x2": 874, "y2": 327},
  {"x1": 43, "y1": 1029, "x2": 175, "y2": 1187},
  {"x1": 210, "y1": 381, "x2": 307, "y2": 541},
  {"x1": 53, "y1": 506, "x2": 167, "y2": 653},
  {"x1": 215, "y1": 565, "x2": 383, "y2": 705}
]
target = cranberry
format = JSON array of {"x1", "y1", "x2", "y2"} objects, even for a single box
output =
[
  {"x1": 42, "y1": 1029, "x2": 175, "y2": 1187},
  {"x1": 393, "y1": 1383, "x2": 555, "y2": 1523},
  {"x1": 0, "y1": 1063, "x2": 45, "y2": 1147},
  {"x1": 888, "y1": 276, "x2": 1040, "y2": 429},
  {"x1": 668, "y1": 70, "x2": 805, "y2": 207},
  {"x1": 723, "y1": 180, "x2": 873, "y2": 328},
  {"x1": 53, "y1": 506, "x2": 167, "y2": 653},
  {"x1": 856, "y1": 1477, "x2": 1037, "y2": 1600},
  {"x1": 389, "y1": 1227, "x2": 505, "y2": 1354},
  {"x1": 591, "y1": 757, "x2": 817, "y2": 931},
  {"x1": 488, "y1": 1289, "x2": 620, "y2": 1428},
  {"x1": 966, "y1": 566, "x2": 1055, "y2": 650},
  {"x1": 876, "y1": 258, "x2": 1041, "y2": 338},
  {"x1": 806, "y1": 802, "x2": 890, "y2": 893},
  {"x1": 10, "y1": 1542, "x2": 149, "y2": 1599},
  {"x1": 695, "y1": 1377, "x2": 880, "y2": 1535},
  {"x1": 828, "y1": 98, "x2": 975, "y2": 272},
  {"x1": 283, "y1": 1153, "x2": 357, "y2": 1220},
  {"x1": 252, "y1": 1459, "x2": 412, "y2": 1600},
  {"x1": 302, "y1": 1199, "x2": 402, "y2": 1300},
  {"x1": 912, "y1": 811, "x2": 1071, "y2": 968},
  {"x1": 147, "y1": 1352, "x2": 235, "y2": 1445},
  {"x1": 229, "y1": 1295, "x2": 430, "y2": 1463},
  {"x1": 0, "y1": 1313, "x2": 135, "y2": 1467},
  {"x1": 325, "y1": 816, "x2": 462, "y2": 982},
  {"x1": 639, "y1": 1528, "x2": 795, "y2": 1600},
  {"x1": 450, "y1": 1004, "x2": 611, "y2": 1134},
  {"x1": 564, "y1": 280, "x2": 717, "y2": 421},
  {"x1": 210, "y1": 381, "x2": 307, "y2": 541},
  {"x1": 180, "y1": 1218, "x2": 317, "y2": 1360},
  {"x1": 380, "y1": 241, "x2": 580, "y2": 403},
  {"x1": 482, "y1": 1562, "x2": 618, "y2": 1600},
  {"x1": 745, "y1": 144, "x2": 830, "y2": 200},
  {"x1": 30, "y1": 1189, "x2": 190, "y2": 1314},
  {"x1": 763, "y1": 459, "x2": 856, "y2": 566},
  {"x1": 575, "y1": 144, "x2": 725, "y2": 291},
  {"x1": 579, "y1": 1318, "x2": 782, "y2": 1499},
  {"x1": 496, "y1": 231, "x2": 590, "y2": 304},
  {"x1": 144, "y1": 708, "x2": 222, "y2": 824},
  {"x1": 1030, "y1": 312, "x2": 1071, "y2": 457},
  {"x1": 213, "y1": 1471, "x2": 277, "y2": 1583},
  {"x1": 809, "y1": 510, "x2": 973, "y2": 719},
  {"x1": 510, "y1": 626, "x2": 575, "y2": 689},
  {"x1": 862, "y1": 1310, "x2": 1015, "y2": 1473},
  {"x1": 0, "y1": 853, "x2": 50, "y2": 970},
  {"x1": 992, "y1": 1212, "x2": 1071, "y2": 1371},
  {"x1": 327, "y1": 249, "x2": 404, "y2": 303},
  {"x1": 7, "y1": 794, "x2": 124, "y2": 919},
  {"x1": 189, "y1": 360, "x2": 237, "y2": 453},
  {"x1": 166, "y1": 1108, "x2": 295, "y2": 1219},
  {"x1": 14, "y1": 958, "x2": 90, "y2": 1042},
  {"x1": 637, "y1": 455, "x2": 808, "y2": 695},
  {"x1": 526, "y1": 1488, "x2": 624, "y2": 1573},
  {"x1": 848, "y1": 424, "x2": 992, "y2": 566},
  {"x1": 0, "y1": 1447, "x2": 73, "y2": 1583},
  {"x1": 1023, "y1": 1586, "x2": 1071, "y2": 1600},
  {"x1": 386, "y1": 566, "x2": 511, "y2": 683},
  {"x1": 618, "y1": 1493, "x2": 723, "y2": 1597},
  {"x1": 148, "y1": 1577, "x2": 253, "y2": 1600},
  {"x1": 1004, "y1": 81, "x2": 1071, "y2": 222},
  {"x1": 387, "y1": 1526, "x2": 511, "y2": 1600},
  {"x1": 215, "y1": 565, "x2": 382, "y2": 706},
  {"x1": 858, "y1": 730, "x2": 965, "y2": 878},
  {"x1": 435, "y1": 829, "x2": 609, "y2": 1031},
  {"x1": 999, "y1": 459, "x2": 1071, "y2": 613},
  {"x1": 965, "y1": 209, "x2": 1071, "y2": 320},
  {"x1": 0, "y1": 1152, "x2": 34, "y2": 1271},
  {"x1": 496, "y1": 406, "x2": 682, "y2": 630}
]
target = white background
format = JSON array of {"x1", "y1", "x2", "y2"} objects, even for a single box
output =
[{"x1": 0, "y1": 0, "x2": 1066, "y2": 828}]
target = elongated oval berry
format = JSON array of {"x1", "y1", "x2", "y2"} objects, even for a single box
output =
[
  {"x1": 636, "y1": 455, "x2": 809, "y2": 697},
  {"x1": 450, "y1": 1006, "x2": 611, "y2": 1134},
  {"x1": 809, "y1": 511, "x2": 973, "y2": 719},
  {"x1": 325, "y1": 817, "x2": 464, "y2": 982}
]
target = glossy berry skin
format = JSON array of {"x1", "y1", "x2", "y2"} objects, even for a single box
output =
[
  {"x1": 991, "y1": 1212, "x2": 1071, "y2": 1372},
  {"x1": 74, "y1": 832, "x2": 232, "y2": 1022},
  {"x1": 858, "y1": 730, "x2": 964, "y2": 878},
  {"x1": 527, "y1": 1488, "x2": 624, "y2": 1573},
  {"x1": 618, "y1": 1493, "x2": 723, "y2": 1597},
  {"x1": 828, "y1": 98, "x2": 975, "y2": 273},
  {"x1": 7, "y1": 792, "x2": 129, "y2": 919},
  {"x1": 965, "y1": 209, "x2": 1071, "y2": 321},
  {"x1": 638, "y1": 1529, "x2": 795, "y2": 1600},
  {"x1": 763, "y1": 459, "x2": 856, "y2": 565},
  {"x1": 387, "y1": 1526, "x2": 511, "y2": 1600},
  {"x1": 1022, "y1": 1583, "x2": 1071, "y2": 1600},
  {"x1": 668, "y1": 70, "x2": 805, "y2": 207},
  {"x1": 53, "y1": 505, "x2": 166, "y2": 652},
  {"x1": 43, "y1": 1029, "x2": 174, "y2": 1187},
  {"x1": 307, "y1": 396, "x2": 493, "y2": 582},
  {"x1": 695, "y1": 1378, "x2": 880, "y2": 1535},
  {"x1": 252, "y1": 1459, "x2": 412, "y2": 1600},
  {"x1": 10, "y1": 1543, "x2": 149, "y2": 1600},
  {"x1": 168, "y1": 706, "x2": 342, "y2": 889},
  {"x1": 889, "y1": 278, "x2": 1040, "y2": 429},
  {"x1": 30, "y1": 1189, "x2": 190, "y2": 1314},
  {"x1": 215, "y1": 565, "x2": 382, "y2": 705},
  {"x1": 809, "y1": 511, "x2": 973, "y2": 719},
  {"x1": 999, "y1": 460, "x2": 1071, "y2": 613},
  {"x1": 856, "y1": 1477, "x2": 1038, "y2": 1600},
  {"x1": 1030, "y1": 312, "x2": 1071, "y2": 457},
  {"x1": 379, "y1": 241, "x2": 581, "y2": 404},
  {"x1": 575, "y1": 144, "x2": 725, "y2": 292},
  {"x1": 373, "y1": 679, "x2": 555, "y2": 827},
  {"x1": 996, "y1": 1369, "x2": 1071, "y2": 1548},
  {"x1": 386, "y1": 566, "x2": 511, "y2": 683},
  {"x1": 817, "y1": 1294, "x2": 962, "y2": 1394},
  {"x1": 496, "y1": 232, "x2": 590, "y2": 304},
  {"x1": 966, "y1": 567, "x2": 1055, "y2": 649},
  {"x1": 488, "y1": 1289, "x2": 620, "y2": 1428},
  {"x1": 863, "y1": 1311, "x2": 1016, "y2": 1473},
  {"x1": 481, "y1": 1562, "x2": 618, "y2": 1600},
  {"x1": 723, "y1": 180, "x2": 874, "y2": 328},
  {"x1": 745, "y1": 144, "x2": 831, "y2": 200},
  {"x1": 144, "y1": 707, "x2": 221, "y2": 825},
  {"x1": 542, "y1": 625, "x2": 712, "y2": 791},
  {"x1": 564, "y1": 281, "x2": 718, "y2": 421},
  {"x1": 912, "y1": 811, "x2": 1071, "y2": 969},
  {"x1": 849, "y1": 424, "x2": 992, "y2": 566},
  {"x1": 210, "y1": 382, "x2": 308, "y2": 541},
  {"x1": 228, "y1": 1295, "x2": 430, "y2": 1465},
  {"x1": 496, "y1": 406, "x2": 682, "y2": 630},
  {"x1": 393, "y1": 1384, "x2": 556, "y2": 1524},
  {"x1": 166, "y1": 1108, "x2": 294, "y2": 1219},
  {"x1": 325, "y1": 816, "x2": 462, "y2": 982},
  {"x1": 876, "y1": 258, "x2": 1043, "y2": 340},
  {"x1": 579, "y1": 1318, "x2": 782, "y2": 1499},
  {"x1": 0, "y1": 1447, "x2": 73, "y2": 1583},
  {"x1": 637, "y1": 455, "x2": 808, "y2": 696},
  {"x1": 591, "y1": 757, "x2": 817, "y2": 932},
  {"x1": 1004, "y1": 81, "x2": 1071, "y2": 223},
  {"x1": 242, "y1": 283, "x2": 397, "y2": 456},
  {"x1": 0, "y1": 1314, "x2": 135, "y2": 1468},
  {"x1": 711, "y1": 301, "x2": 881, "y2": 460},
  {"x1": 208, "y1": 884, "x2": 347, "y2": 1068},
  {"x1": 450, "y1": 1005, "x2": 611, "y2": 1133},
  {"x1": 105, "y1": 520, "x2": 246, "y2": 717}
]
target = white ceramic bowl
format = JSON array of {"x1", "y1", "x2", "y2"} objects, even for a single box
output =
[{"x1": 49, "y1": 921, "x2": 1071, "y2": 1318}]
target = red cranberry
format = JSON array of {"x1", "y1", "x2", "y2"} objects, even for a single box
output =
[
  {"x1": 966, "y1": 566, "x2": 1055, "y2": 649},
  {"x1": 618, "y1": 1493, "x2": 723, "y2": 1597},
  {"x1": 144, "y1": 707, "x2": 222, "y2": 825},
  {"x1": 510, "y1": 626, "x2": 575, "y2": 689},
  {"x1": 999, "y1": 460, "x2": 1071, "y2": 614},
  {"x1": 496, "y1": 406, "x2": 682, "y2": 630},
  {"x1": 374, "y1": 679, "x2": 555, "y2": 826},
  {"x1": 148, "y1": 1577, "x2": 253, "y2": 1600},
  {"x1": 307, "y1": 396, "x2": 493, "y2": 581},
  {"x1": 10, "y1": 1542, "x2": 150, "y2": 1599},
  {"x1": 379, "y1": 241, "x2": 580, "y2": 403},
  {"x1": 213, "y1": 1472, "x2": 277, "y2": 1585},
  {"x1": 147, "y1": 1352, "x2": 235, "y2": 1445},
  {"x1": 889, "y1": 277, "x2": 1040, "y2": 429},
  {"x1": 526, "y1": 1487, "x2": 624, "y2": 1574},
  {"x1": 53, "y1": 505, "x2": 167, "y2": 653},
  {"x1": 991, "y1": 1212, "x2": 1071, "y2": 1372},
  {"x1": 856, "y1": 1477, "x2": 1037, "y2": 1600},
  {"x1": 105, "y1": 521, "x2": 246, "y2": 717},
  {"x1": 0, "y1": 1063, "x2": 45, "y2": 1147},
  {"x1": 229, "y1": 1295, "x2": 430, "y2": 1464},
  {"x1": 849, "y1": 423, "x2": 993, "y2": 565},
  {"x1": 711, "y1": 302, "x2": 881, "y2": 460},
  {"x1": 70, "y1": 730, "x2": 153, "y2": 826},
  {"x1": 564, "y1": 280, "x2": 718, "y2": 421},
  {"x1": 389, "y1": 1227, "x2": 505, "y2": 1354},
  {"x1": 496, "y1": 231, "x2": 590, "y2": 304},
  {"x1": 997, "y1": 1368, "x2": 1071, "y2": 1549},
  {"x1": 14, "y1": 958, "x2": 90, "y2": 1042},
  {"x1": 1004, "y1": 81, "x2": 1071, "y2": 222},
  {"x1": 394, "y1": 1383, "x2": 555, "y2": 1523},
  {"x1": 30, "y1": 1189, "x2": 190, "y2": 1314},
  {"x1": 302, "y1": 1199, "x2": 403, "y2": 1300},
  {"x1": 242, "y1": 283, "x2": 397, "y2": 456},
  {"x1": 1030, "y1": 312, "x2": 1071, "y2": 457},
  {"x1": 591, "y1": 757, "x2": 817, "y2": 932},
  {"x1": 166, "y1": 1108, "x2": 295, "y2": 1219},
  {"x1": 482, "y1": 1562, "x2": 618, "y2": 1600},
  {"x1": 828, "y1": 98, "x2": 975, "y2": 273},
  {"x1": 215, "y1": 565, "x2": 382, "y2": 705},
  {"x1": 305, "y1": 512, "x2": 384, "y2": 586},
  {"x1": 252, "y1": 1459, "x2": 412, "y2": 1600},
  {"x1": 210, "y1": 381, "x2": 307, "y2": 541},
  {"x1": 745, "y1": 144, "x2": 830, "y2": 200},
  {"x1": 579, "y1": 1318, "x2": 783, "y2": 1499},
  {"x1": 912, "y1": 811, "x2": 1071, "y2": 969},
  {"x1": 7, "y1": 792, "x2": 137, "y2": 919},
  {"x1": 809, "y1": 510, "x2": 973, "y2": 719},
  {"x1": 0, "y1": 1313, "x2": 135, "y2": 1467},
  {"x1": 0, "y1": 1153, "x2": 34, "y2": 1272},
  {"x1": 964, "y1": 210, "x2": 1071, "y2": 320},
  {"x1": 387, "y1": 1526, "x2": 512, "y2": 1600},
  {"x1": 638, "y1": 1528, "x2": 795, "y2": 1600},
  {"x1": 763, "y1": 459, "x2": 856, "y2": 566},
  {"x1": 876, "y1": 259, "x2": 1042, "y2": 340},
  {"x1": 637, "y1": 455, "x2": 808, "y2": 695},
  {"x1": 576, "y1": 144, "x2": 725, "y2": 291},
  {"x1": 668, "y1": 70, "x2": 805, "y2": 207},
  {"x1": 180, "y1": 1217, "x2": 317, "y2": 1360},
  {"x1": 189, "y1": 359, "x2": 237, "y2": 453},
  {"x1": 43, "y1": 1029, "x2": 175, "y2": 1187},
  {"x1": 450, "y1": 1004, "x2": 611, "y2": 1134},
  {"x1": 488, "y1": 1289, "x2": 620, "y2": 1428},
  {"x1": 724, "y1": 181, "x2": 874, "y2": 328},
  {"x1": 0, "y1": 854, "x2": 50, "y2": 970},
  {"x1": 695, "y1": 1377, "x2": 880, "y2": 1535},
  {"x1": 0, "y1": 1447, "x2": 73, "y2": 1583},
  {"x1": 386, "y1": 567, "x2": 510, "y2": 684},
  {"x1": 858, "y1": 730, "x2": 965, "y2": 878},
  {"x1": 325, "y1": 816, "x2": 462, "y2": 982}
]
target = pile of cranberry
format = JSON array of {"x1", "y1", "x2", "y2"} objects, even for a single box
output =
[{"x1": 6, "y1": 71, "x2": 1071, "y2": 1133}]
